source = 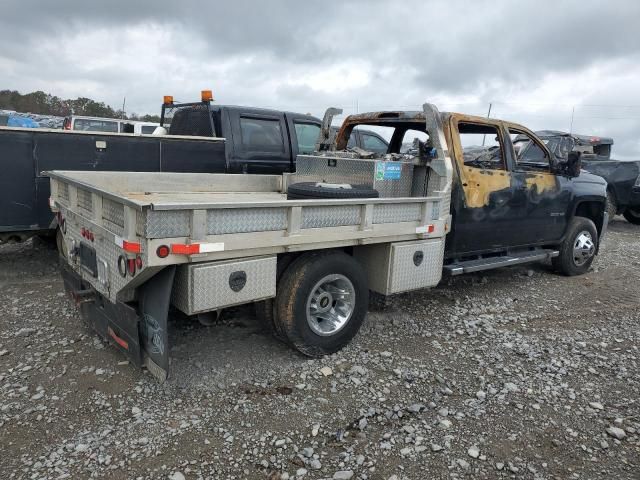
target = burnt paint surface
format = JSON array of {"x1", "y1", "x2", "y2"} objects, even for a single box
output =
[
  {"x1": 333, "y1": 110, "x2": 606, "y2": 258},
  {"x1": 443, "y1": 114, "x2": 606, "y2": 257}
]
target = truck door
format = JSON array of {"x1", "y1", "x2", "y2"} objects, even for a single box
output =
[
  {"x1": 447, "y1": 117, "x2": 525, "y2": 254},
  {"x1": 227, "y1": 109, "x2": 292, "y2": 174},
  {"x1": 285, "y1": 114, "x2": 321, "y2": 169},
  {"x1": 506, "y1": 127, "x2": 569, "y2": 242}
]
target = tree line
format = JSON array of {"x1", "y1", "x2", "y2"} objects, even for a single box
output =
[{"x1": 0, "y1": 90, "x2": 160, "y2": 122}]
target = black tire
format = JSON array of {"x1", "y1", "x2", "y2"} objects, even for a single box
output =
[
  {"x1": 287, "y1": 182, "x2": 379, "y2": 200},
  {"x1": 56, "y1": 227, "x2": 68, "y2": 259},
  {"x1": 623, "y1": 207, "x2": 640, "y2": 225},
  {"x1": 254, "y1": 299, "x2": 288, "y2": 342},
  {"x1": 275, "y1": 251, "x2": 369, "y2": 357},
  {"x1": 552, "y1": 217, "x2": 598, "y2": 276},
  {"x1": 606, "y1": 190, "x2": 617, "y2": 221}
]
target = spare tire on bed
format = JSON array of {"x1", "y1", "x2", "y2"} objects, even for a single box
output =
[{"x1": 287, "y1": 182, "x2": 379, "y2": 200}]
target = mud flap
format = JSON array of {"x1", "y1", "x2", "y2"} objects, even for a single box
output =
[
  {"x1": 60, "y1": 261, "x2": 143, "y2": 367},
  {"x1": 60, "y1": 262, "x2": 176, "y2": 381},
  {"x1": 138, "y1": 266, "x2": 176, "y2": 382}
]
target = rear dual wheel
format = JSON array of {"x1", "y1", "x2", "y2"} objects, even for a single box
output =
[{"x1": 266, "y1": 251, "x2": 369, "y2": 357}]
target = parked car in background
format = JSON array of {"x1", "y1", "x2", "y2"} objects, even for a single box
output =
[
  {"x1": 329, "y1": 125, "x2": 389, "y2": 153},
  {"x1": 63, "y1": 115, "x2": 159, "y2": 134},
  {"x1": 515, "y1": 131, "x2": 640, "y2": 224},
  {"x1": 0, "y1": 114, "x2": 39, "y2": 128}
]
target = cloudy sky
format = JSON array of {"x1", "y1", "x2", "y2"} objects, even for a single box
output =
[{"x1": 2, "y1": 0, "x2": 640, "y2": 157}]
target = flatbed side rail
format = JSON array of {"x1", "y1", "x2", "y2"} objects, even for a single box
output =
[{"x1": 49, "y1": 171, "x2": 449, "y2": 303}]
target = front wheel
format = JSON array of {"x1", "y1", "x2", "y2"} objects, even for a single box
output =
[
  {"x1": 275, "y1": 251, "x2": 369, "y2": 357},
  {"x1": 623, "y1": 208, "x2": 640, "y2": 225},
  {"x1": 552, "y1": 217, "x2": 598, "y2": 276}
]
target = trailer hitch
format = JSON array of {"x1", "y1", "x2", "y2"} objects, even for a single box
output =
[{"x1": 70, "y1": 288, "x2": 96, "y2": 305}]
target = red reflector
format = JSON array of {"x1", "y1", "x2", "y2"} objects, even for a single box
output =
[
  {"x1": 135, "y1": 255, "x2": 143, "y2": 269},
  {"x1": 115, "y1": 236, "x2": 142, "y2": 253},
  {"x1": 156, "y1": 245, "x2": 170, "y2": 258},
  {"x1": 123, "y1": 240, "x2": 141, "y2": 253},
  {"x1": 127, "y1": 258, "x2": 136, "y2": 276},
  {"x1": 171, "y1": 243, "x2": 200, "y2": 255},
  {"x1": 108, "y1": 327, "x2": 129, "y2": 350}
]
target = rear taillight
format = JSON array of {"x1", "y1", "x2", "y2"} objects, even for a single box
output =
[
  {"x1": 156, "y1": 245, "x2": 170, "y2": 258},
  {"x1": 127, "y1": 258, "x2": 136, "y2": 276}
]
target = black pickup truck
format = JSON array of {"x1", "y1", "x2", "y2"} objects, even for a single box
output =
[
  {"x1": 515, "y1": 131, "x2": 640, "y2": 224},
  {"x1": 327, "y1": 110, "x2": 608, "y2": 276},
  {"x1": 0, "y1": 100, "x2": 322, "y2": 244}
]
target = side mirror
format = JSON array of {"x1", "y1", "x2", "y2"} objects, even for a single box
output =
[{"x1": 557, "y1": 151, "x2": 582, "y2": 177}]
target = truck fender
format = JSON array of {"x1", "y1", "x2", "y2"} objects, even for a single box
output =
[
  {"x1": 138, "y1": 265, "x2": 176, "y2": 382},
  {"x1": 571, "y1": 197, "x2": 606, "y2": 252}
]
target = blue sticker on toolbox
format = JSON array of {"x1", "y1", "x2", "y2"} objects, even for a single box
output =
[{"x1": 375, "y1": 162, "x2": 402, "y2": 180}]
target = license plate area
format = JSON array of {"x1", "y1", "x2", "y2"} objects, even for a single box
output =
[{"x1": 79, "y1": 242, "x2": 97, "y2": 277}]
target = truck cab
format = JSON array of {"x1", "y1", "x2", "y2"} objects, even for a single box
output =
[{"x1": 334, "y1": 110, "x2": 607, "y2": 275}]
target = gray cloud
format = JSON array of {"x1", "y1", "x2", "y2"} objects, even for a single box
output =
[{"x1": 1, "y1": 0, "x2": 639, "y2": 157}]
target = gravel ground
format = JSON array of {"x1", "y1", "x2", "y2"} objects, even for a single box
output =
[{"x1": 1, "y1": 219, "x2": 639, "y2": 480}]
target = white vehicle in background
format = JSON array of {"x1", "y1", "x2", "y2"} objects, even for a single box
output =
[{"x1": 63, "y1": 115, "x2": 159, "y2": 134}]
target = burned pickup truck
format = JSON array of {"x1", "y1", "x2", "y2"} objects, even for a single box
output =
[
  {"x1": 514, "y1": 131, "x2": 640, "y2": 224},
  {"x1": 50, "y1": 103, "x2": 607, "y2": 380}
]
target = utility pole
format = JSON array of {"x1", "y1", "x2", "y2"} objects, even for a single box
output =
[
  {"x1": 121, "y1": 97, "x2": 126, "y2": 119},
  {"x1": 569, "y1": 106, "x2": 575, "y2": 133},
  {"x1": 482, "y1": 103, "x2": 493, "y2": 146}
]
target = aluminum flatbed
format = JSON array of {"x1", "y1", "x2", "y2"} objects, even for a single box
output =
[{"x1": 50, "y1": 103, "x2": 453, "y2": 381}]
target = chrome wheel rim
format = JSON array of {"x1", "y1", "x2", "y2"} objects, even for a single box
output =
[
  {"x1": 573, "y1": 231, "x2": 595, "y2": 266},
  {"x1": 306, "y1": 274, "x2": 355, "y2": 336}
]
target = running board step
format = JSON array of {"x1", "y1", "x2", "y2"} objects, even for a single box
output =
[{"x1": 444, "y1": 249, "x2": 559, "y2": 276}]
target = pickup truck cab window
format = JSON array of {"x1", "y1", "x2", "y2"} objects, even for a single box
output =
[
  {"x1": 509, "y1": 129, "x2": 551, "y2": 171},
  {"x1": 458, "y1": 123, "x2": 506, "y2": 171},
  {"x1": 361, "y1": 132, "x2": 389, "y2": 154},
  {"x1": 400, "y1": 129, "x2": 429, "y2": 153},
  {"x1": 294, "y1": 122, "x2": 321, "y2": 154},
  {"x1": 240, "y1": 117, "x2": 285, "y2": 152}
]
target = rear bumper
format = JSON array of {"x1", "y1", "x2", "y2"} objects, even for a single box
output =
[{"x1": 60, "y1": 260, "x2": 144, "y2": 368}]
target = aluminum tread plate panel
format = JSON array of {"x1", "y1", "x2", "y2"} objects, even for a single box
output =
[
  {"x1": 373, "y1": 203, "x2": 422, "y2": 224},
  {"x1": 172, "y1": 256, "x2": 276, "y2": 315},
  {"x1": 389, "y1": 239, "x2": 445, "y2": 294},
  {"x1": 302, "y1": 205, "x2": 360, "y2": 229}
]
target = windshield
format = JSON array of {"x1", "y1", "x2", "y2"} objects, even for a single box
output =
[{"x1": 532, "y1": 136, "x2": 573, "y2": 159}]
